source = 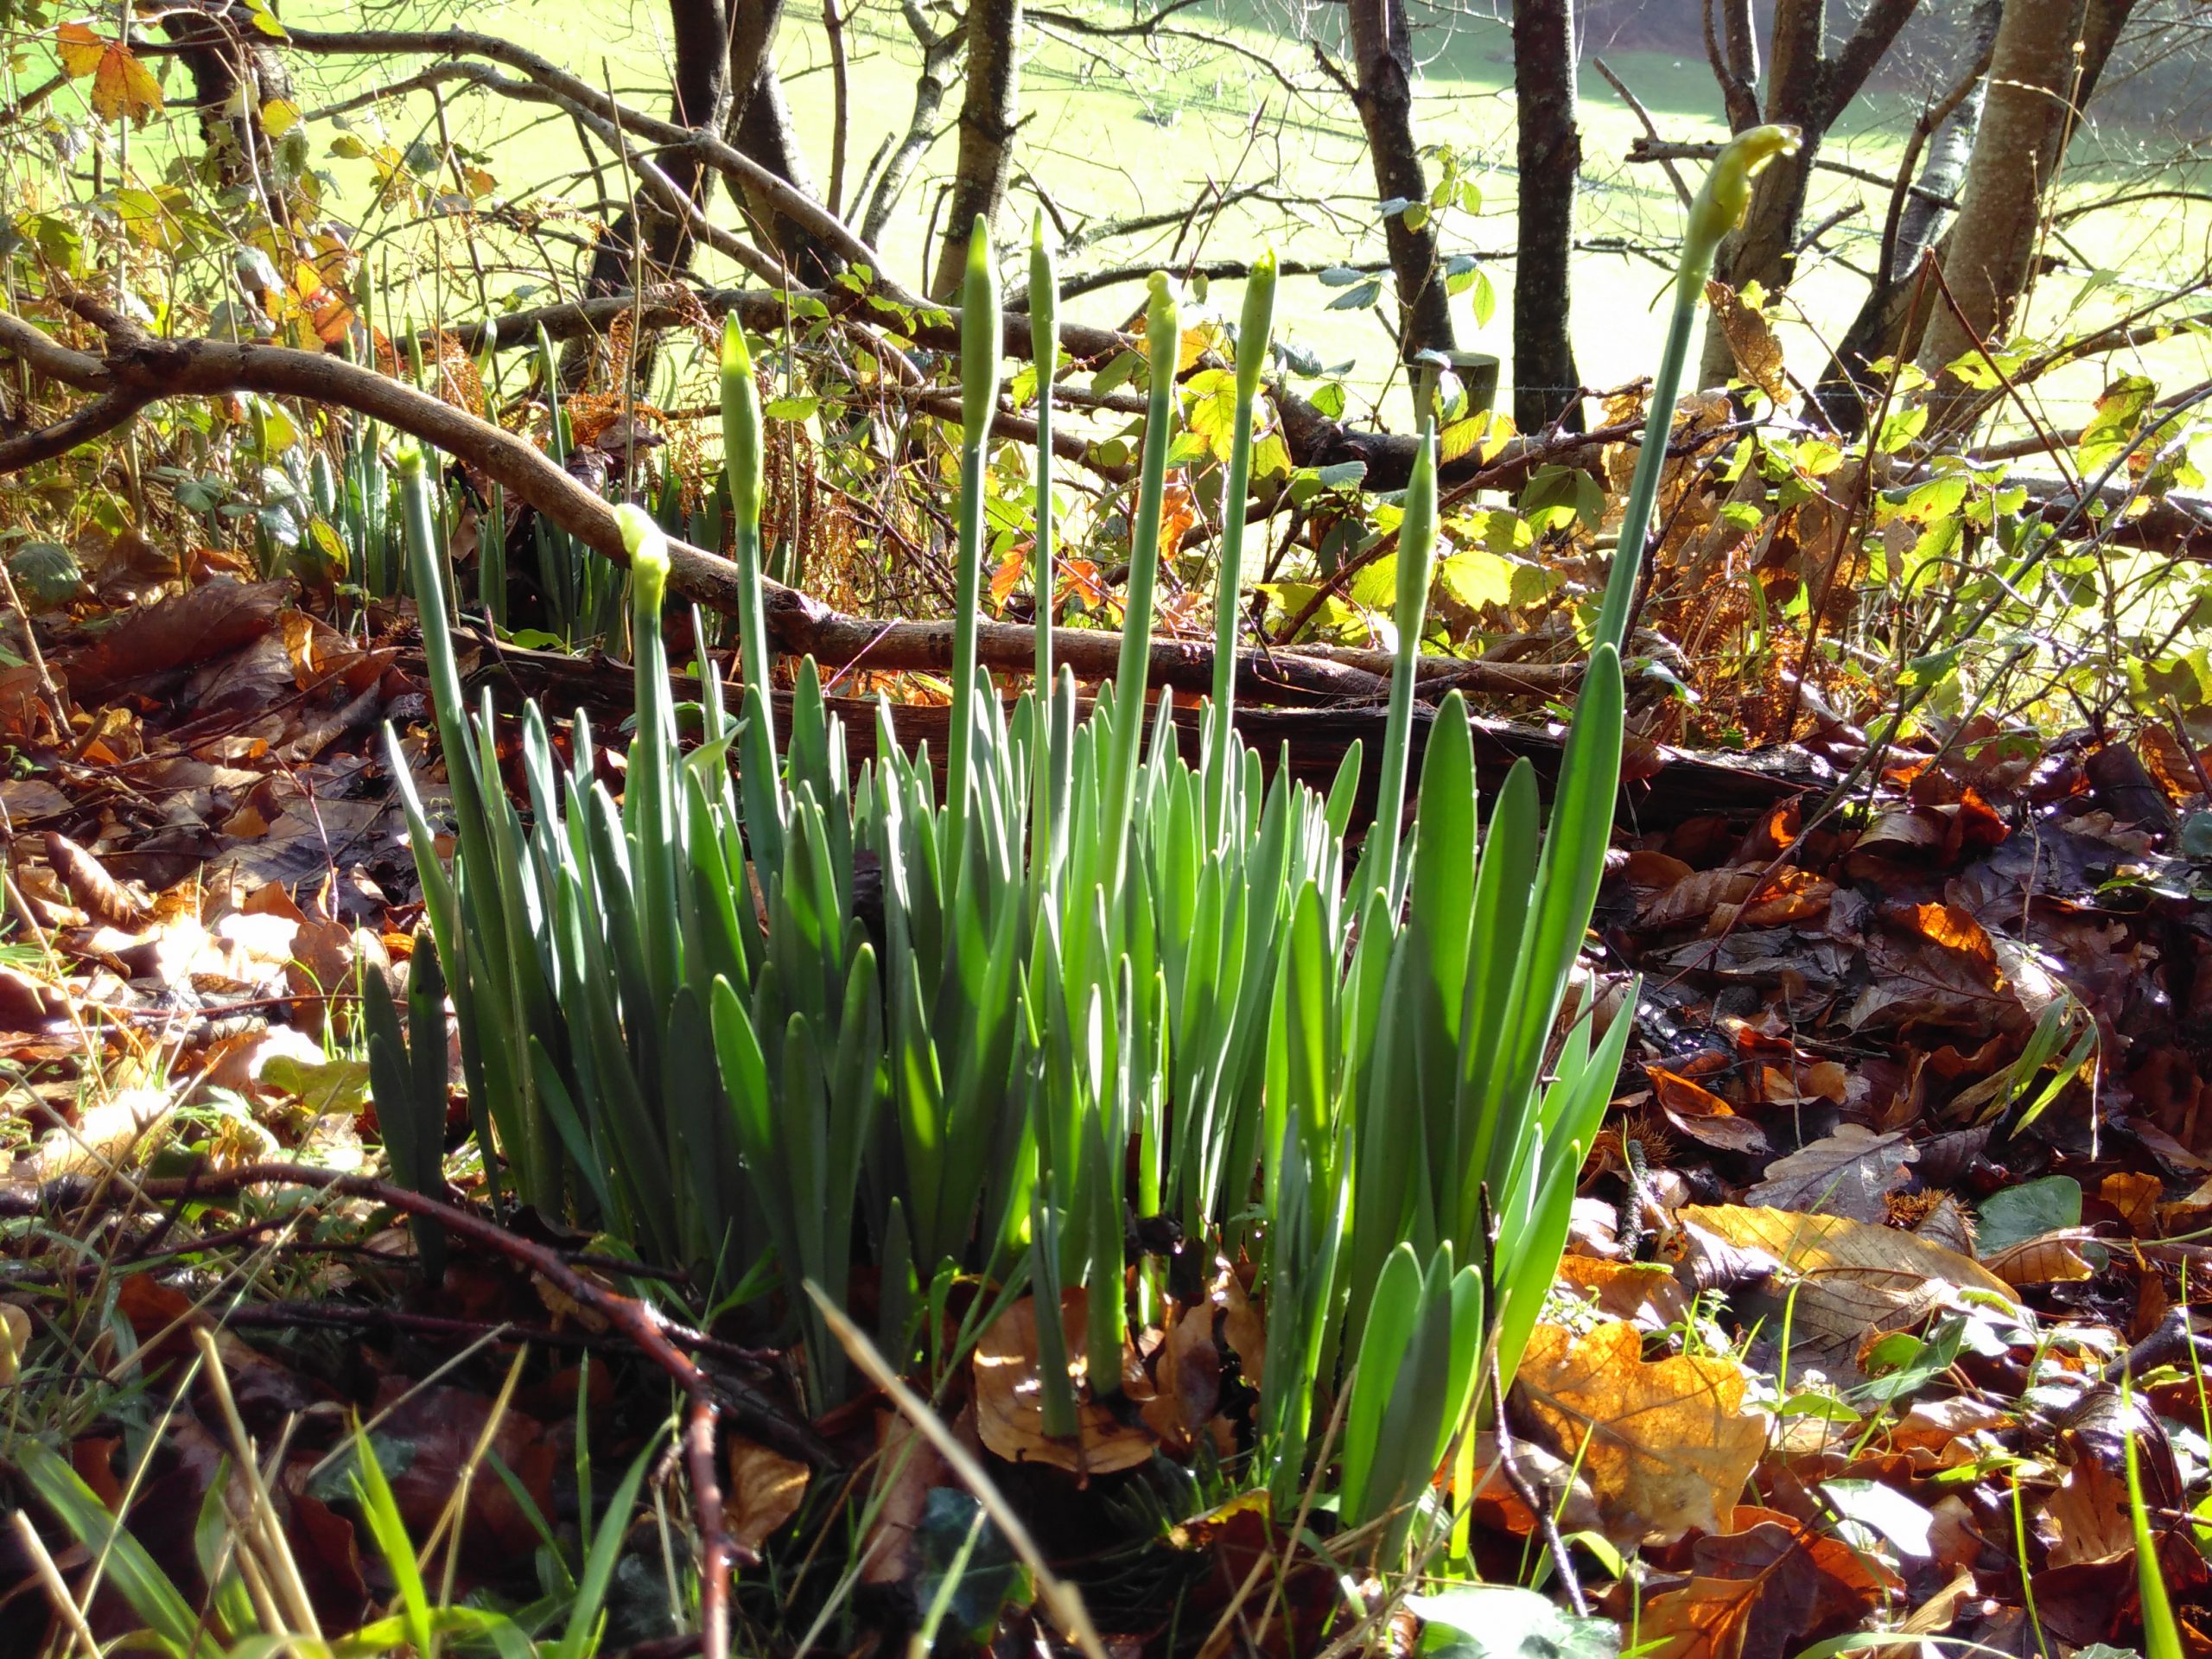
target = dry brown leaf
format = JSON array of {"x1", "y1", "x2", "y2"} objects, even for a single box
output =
[
  {"x1": 2046, "y1": 1441, "x2": 2135, "y2": 1567},
  {"x1": 1511, "y1": 1320, "x2": 1770, "y2": 1546},
  {"x1": 861, "y1": 1411, "x2": 946, "y2": 1586},
  {"x1": 1910, "y1": 1194, "x2": 1977, "y2": 1260},
  {"x1": 64, "y1": 579, "x2": 290, "y2": 696},
  {"x1": 1138, "y1": 1300, "x2": 1222, "y2": 1456},
  {"x1": 1649, "y1": 1065, "x2": 1772, "y2": 1155},
  {"x1": 1745, "y1": 1126, "x2": 1916, "y2": 1224},
  {"x1": 0, "y1": 964, "x2": 71, "y2": 1033},
  {"x1": 28, "y1": 1087, "x2": 171, "y2": 1178},
  {"x1": 973, "y1": 1290, "x2": 1155, "y2": 1476},
  {"x1": 1555, "y1": 1257, "x2": 1691, "y2": 1332},
  {"x1": 42, "y1": 831, "x2": 152, "y2": 928},
  {"x1": 1736, "y1": 870, "x2": 1834, "y2": 928},
  {"x1": 2099, "y1": 1170, "x2": 2162, "y2": 1235},
  {"x1": 1980, "y1": 1229, "x2": 2095, "y2": 1286},
  {"x1": 1215, "y1": 1258, "x2": 1264, "y2": 1391},
  {"x1": 1674, "y1": 1205, "x2": 2020, "y2": 1382},
  {"x1": 1845, "y1": 903, "x2": 2028, "y2": 1035},
  {"x1": 1642, "y1": 1508, "x2": 1891, "y2": 1659},
  {"x1": 1756, "y1": 1060, "x2": 1848, "y2": 1105},
  {"x1": 1704, "y1": 281, "x2": 1789, "y2": 402},
  {"x1": 1641, "y1": 867, "x2": 1759, "y2": 930},
  {"x1": 725, "y1": 1435, "x2": 810, "y2": 1556}
]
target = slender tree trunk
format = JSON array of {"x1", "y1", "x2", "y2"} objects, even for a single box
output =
[
  {"x1": 1511, "y1": 0, "x2": 1582, "y2": 432},
  {"x1": 1698, "y1": 0, "x2": 1822, "y2": 385},
  {"x1": 584, "y1": 0, "x2": 731, "y2": 295},
  {"x1": 570, "y1": 0, "x2": 730, "y2": 388},
  {"x1": 1697, "y1": 0, "x2": 1925, "y2": 387},
  {"x1": 1813, "y1": 0, "x2": 2000, "y2": 433},
  {"x1": 1915, "y1": 0, "x2": 2091, "y2": 397},
  {"x1": 728, "y1": 0, "x2": 788, "y2": 120},
  {"x1": 734, "y1": 60, "x2": 840, "y2": 283},
  {"x1": 861, "y1": 3, "x2": 961, "y2": 245},
  {"x1": 930, "y1": 0, "x2": 1023, "y2": 300},
  {"x1": 162, "y1": 3, "x2": 295, "y2": 209},
  {"x1": 1718, "y1": 0, "x2": 1761, "y2": 123},
  {"x1": 719, "y1": 0, "x2": 840, "y2": 281},
  {"x1": 1345, "y1": 0, "x2": 1456, "y2": 366}
]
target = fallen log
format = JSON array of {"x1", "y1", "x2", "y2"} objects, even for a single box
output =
[{"x1": 457, "y1": 636, "x2": 1816, "y2": 830}]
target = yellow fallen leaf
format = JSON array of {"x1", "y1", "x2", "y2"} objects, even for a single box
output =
[
  {"x1": 0, "y1": 1304, "x2": 29, "y2": 1385},
  {"x1": 1512, "y1": 1320, "x2": 1770, "y2": 1547},
  {"x1": 1980, "y1": 1229, "x2": 2095, "y2": 1287},
  {"x1": 725, "y1": 1434, "x2": 810, "y2": 1555},
  {"x1": 1674, "y1": 1205, "x2": 2022, "y2": 1380}
]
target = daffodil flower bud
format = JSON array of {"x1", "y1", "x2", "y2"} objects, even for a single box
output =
[
  {"x1": 1684, "y1": 124, "x2": 1802, "y2": 283},
  {"x1": 615, "y1": 501, "x2": 670, "y2": 617}
]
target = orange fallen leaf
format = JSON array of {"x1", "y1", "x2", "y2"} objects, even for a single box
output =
[
  {"x1": 989, "y1": 541, "x2": 1028, "y2": 608},
  {"x1": 1512, "y1": 1320, "x2": 1769, "y2": 1547},
  {"x1": 972, "y1": 1290, "x2": 1155, "y2": 1477}
]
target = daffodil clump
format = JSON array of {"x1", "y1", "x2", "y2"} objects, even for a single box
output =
[{"x1": 382, "y1": 135, "x2": 1796, "y2": 1535}]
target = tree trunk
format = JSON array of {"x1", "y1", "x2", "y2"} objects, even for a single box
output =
[
  {"x1": 1345, "y1": 0, "x2": 1456, "y2": 368},
  {"x1": 728, "y1": 0, "x2": 788, "y2": 124},
  {"x1": 583, "y1": 0, "x2": 731, "y2": 296},
  {"x1": 861, "y1": 3, "x2": 962, "y2": 245},
  {"x1": 1698, "y1": 0, "x2": 1823, "y2": 385},
  {"x1": 1697, "y1": 0, "x2": 1925, "y2": 387},
  {"x1": 733, "y1": 60, "x2": 840, "y2": 283},
  {"x1": 1813, "y1": 0, "x2": 2000, "y2": 433},
  {"x1": 569, "y1": 0, "x2": 730, "y2": 389},
  {"x1": 929, "y1": 0, "x2": 1024, "y2": 301},
  {"x1": 1914, "y1": 0, "x2": 2089, "y2": 395},
  {"x1": 161, "y1": 3, "x2": 296, "y2": 209},
  {"x1": 1511, "y1": 0, "x2": 1582, "y2": 432}
]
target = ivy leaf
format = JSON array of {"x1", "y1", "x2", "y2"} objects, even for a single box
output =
[{"x1": 10, "y1": 541, "x2": 82, "y2": 610}]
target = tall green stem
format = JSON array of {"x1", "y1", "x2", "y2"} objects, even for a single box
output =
[
  {"x1": 949, "y1": 218, "x2": 1001, "y2": 848},
  {"x1": 1206, "y1": 252, "x2": 1277, "y2": 839},
  {"x1": 617, "y1": 506, "x2": 677, "y2": 1004},
  {"x1": 720, "y1": 319, "x2": 772, "y2": 745},
  {"x1": 1103, "y1": 275, "x2": 1180, "y2": 890},
  {"x1": 1029, "y1": 215, "x2": 1058, "y2": 693},
  {"x1": 1594, "y1": 124, "x2": 1801, "y2": 655},
  {"x1": 1351, "y1": 429, "x2": 1439, "y2": 907},
  {"x1": 720, "y1": 316, "x2": 785, "y2": 879}
]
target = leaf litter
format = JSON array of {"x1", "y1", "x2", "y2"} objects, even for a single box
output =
[{"x1": 0, "y1": 568, "x2": 2209, "y2": 1657}]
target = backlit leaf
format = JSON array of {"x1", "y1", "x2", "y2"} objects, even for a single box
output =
[{"x1": 56, "y1": 22, "x2": 164, "y2": 124}]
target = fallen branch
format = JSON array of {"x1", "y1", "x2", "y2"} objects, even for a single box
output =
[{"x1": 0, "y1": 306, "x2": 1577, "y2": 703}]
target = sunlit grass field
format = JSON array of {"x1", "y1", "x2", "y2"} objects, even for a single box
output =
[{"x1": 29, "y1": 0, "x2": 2212, "y2": 426}]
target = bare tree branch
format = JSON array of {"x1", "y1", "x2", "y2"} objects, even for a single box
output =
[
  {"x1": 279, "y1": 25, "x2": 905, "y2": 296},
  {"x1": 0, "y1": 388, "x2": 156, "y2": 471}
]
